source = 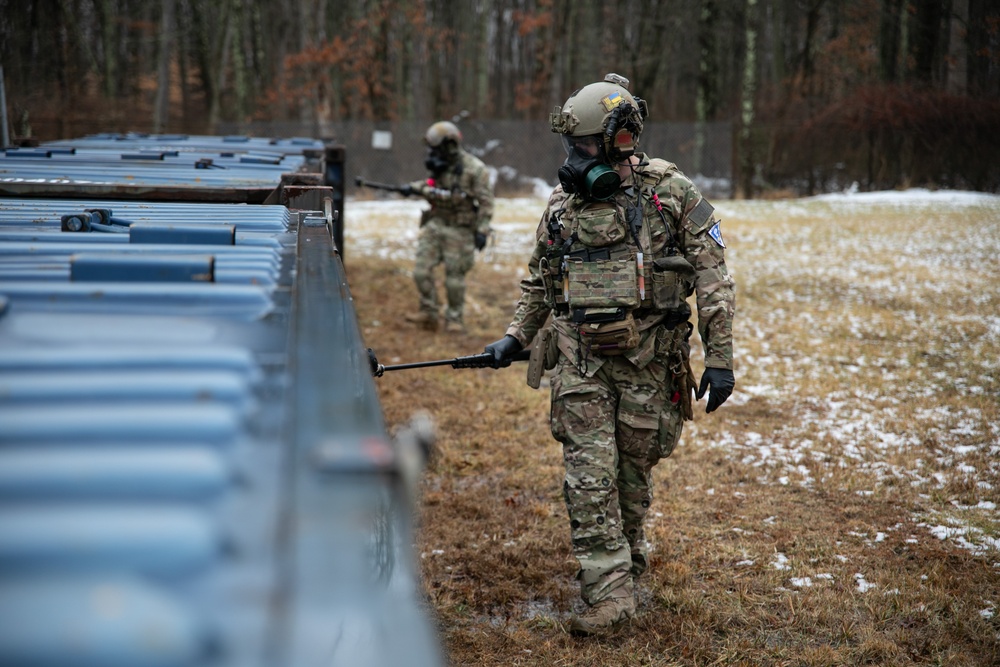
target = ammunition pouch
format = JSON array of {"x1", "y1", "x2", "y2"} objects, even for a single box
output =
[
  {"x1": 565, "y1": 247, "x2": 610, "y2": 262},
  {"x1": 579, "y1": 311, "x2": 639, "y2": 356}
]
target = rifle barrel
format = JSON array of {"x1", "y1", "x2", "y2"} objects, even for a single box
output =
[
  {"x1": 380, "y1": 358, "x2": 461, "y2": 372},
  {"x1": 371, "y1": 349, "x2": 531, "y2": 376},
  {"x1": 355, "y1": 177, "x2": 403, "y2": 192}
]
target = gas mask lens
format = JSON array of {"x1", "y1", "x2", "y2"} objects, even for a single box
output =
[
  {"x1": 557, "y1": 134, "x2": 621, "y2": 201},
  {"x1": 562, "y1": 134, "x2": 601, "y2": 158}
]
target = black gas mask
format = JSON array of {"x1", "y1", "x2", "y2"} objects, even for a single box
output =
[
  {"x1": 425, "y1": 142, "x2": 458, "y2": 176},
  {"x1": 557, "y1": 134, "x2": 621, "y2": 201}
]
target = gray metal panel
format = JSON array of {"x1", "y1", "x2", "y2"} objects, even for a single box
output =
[
  {"x1": 0, "y1": 163, "x2": 441, "y2": 665},
  {"x1": 0, "y1": 198, "x2": 291, "y2": 232}
]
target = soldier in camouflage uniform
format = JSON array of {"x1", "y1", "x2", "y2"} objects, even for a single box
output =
[
  {"x1": 403, "y1": 121, "x2": 495, "y2": 333},
  {"x1": 485, "y1": 74, "x2": 736, "y2": 635}
]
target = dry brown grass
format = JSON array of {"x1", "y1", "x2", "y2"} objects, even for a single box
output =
[{"x1": 346, "y1": 194, "x2": 1000, "y2": 666}]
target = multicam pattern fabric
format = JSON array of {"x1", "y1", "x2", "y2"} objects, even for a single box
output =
[
  {"x1": 413, "y1": 222, "x2": 477, "y2": 323},
  {"x1": 408, "y1": 150, "x2": 494, "y2": 323},
  {"x1": 551, "y1": 344, "x2": 683, "y2": 604},
  {"x1": 503, "y1": 154, "x2": 735, "y2": 604},
  {"x1": 408, "y1": 151, "x2": 494, "y2": 236},
  {"x1": 565, "y1": 258, "x2": 639, "y2": 308}
]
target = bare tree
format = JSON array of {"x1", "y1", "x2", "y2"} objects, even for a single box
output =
[
  {"x1": 738, "y1": 0, "x2": 759, "y2": 198},
  {"x1": 153, "y1": 0, "x2": 175, "y2": 132},
  {"x1": 878, "y1": 0, "x2": 904, "y2": 82},
  {"x1": 696, "y1": 0, "x2": 720, "y2": 175}
]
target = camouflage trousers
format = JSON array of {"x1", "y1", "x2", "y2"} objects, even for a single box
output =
[
  {"x1": 413, "y1": 220, "x2": 476, "y2": 324},
  {"x1": 549, "y1": 345, "x2": 684, "y2": 605}
]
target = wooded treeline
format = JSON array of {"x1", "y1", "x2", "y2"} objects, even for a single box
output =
[{"x1": 2, "y1": 0, "x2": 998, "y2": 194}]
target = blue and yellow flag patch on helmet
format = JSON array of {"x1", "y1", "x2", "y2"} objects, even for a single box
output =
[{"x1": 601, "y1": 91, "x2": 624, "y2": 112}]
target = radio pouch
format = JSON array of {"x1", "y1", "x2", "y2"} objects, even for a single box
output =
[{"x1": 650, "y1": 255, "x2": 695, "y2": 310}]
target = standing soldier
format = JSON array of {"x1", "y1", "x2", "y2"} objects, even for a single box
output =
[
  {"x1": 403, "y1": 121, "x2": 495, "y2": 333},
  {"x1": 483, "y1": 74, "x2": 736, "y2": 635}
]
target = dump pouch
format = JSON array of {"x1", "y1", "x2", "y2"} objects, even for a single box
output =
[
  {"x1": 579, "y1": 311, "x2": 639, "y2": 355},
  {"x1": 658, "y1": 321, "x2": 695, "y2": 420}
]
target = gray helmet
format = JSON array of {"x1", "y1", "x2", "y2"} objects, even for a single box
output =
[
  {"x1": 550, "y1": 73, "x2": 647, "y2": 158},
  {"x1": 424, "y1": 121, "x2": 463, "y2": 148}
]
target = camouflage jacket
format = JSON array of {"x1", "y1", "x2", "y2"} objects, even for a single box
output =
[
  {"x1": 505, "y1": 154, "x2": 735, "y2": 373},
  {"x1": 408, "y1": 150, "x2": 494, "y2": 235}
]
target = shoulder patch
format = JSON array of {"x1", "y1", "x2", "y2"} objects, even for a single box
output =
[
  {"x1": 707, "y1": 220, "x2": 726, "y2": 248},
  {"x1": 687, "y1": 197, "x2": 715, "y2": 231}
]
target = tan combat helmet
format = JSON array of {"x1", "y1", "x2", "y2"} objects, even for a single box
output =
[
  {"x1": 424, "y1": 121, "x2": 463, "y2": 172},
  {"x1": 424, "y1": 121, "x2": 463, "y2": 148},
  {"x1": 550, "y1": 73, "x2": 648, "y2": 159}
]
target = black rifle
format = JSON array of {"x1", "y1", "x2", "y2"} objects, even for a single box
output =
[
  {"x1": 368, "y1": 348, "x2": 531, "y2": 377},
  {"x1": 356, "y1": 176, "x2": 465, "y2": 202},
  {"x1": 355, "y1": 177, "x2": 411, "y2": 194}
]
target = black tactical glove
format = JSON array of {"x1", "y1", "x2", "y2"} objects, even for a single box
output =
[
  {"x1": 696, "y1": 367, "x2": 735, "y2": 413},
  {"x1": 399, "y1": 184, "x2": 413, "y2": 197},
  {"x1": 474, "y1": 232, "x2": 488, "y2": 251},
  {"x1": 484, "y1": 335, "x2": 522, "y2": 369}
]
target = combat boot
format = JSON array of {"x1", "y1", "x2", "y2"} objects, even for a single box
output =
[
  {"x1": 444, "y1": 320, "x2": 465, "y2": 334},
  {"x1": 404, "y1": 312, "x2": 438, "y2": 331},
  {"x1": 568, "y1": 593, "x2": 636, "y2": 636}
]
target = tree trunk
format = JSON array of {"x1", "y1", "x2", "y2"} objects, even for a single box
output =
[
  {"x1": 476, "y1": 0, "x2": 492, "y2": 116},
  {"x1": 738, "y1": 0, "x2": 759, "y2": 199},
  {"x1": 878, "y1": 0, "x2": 903, "y2": 82},
  {"x1": 190, "y1": 0, "x2": 235, "y2": 132},
  {"x1": 154, "y1": 0, "x2": 176, "y2": 132},
  {"x1": 231, "y1": 0, "x2": 248, "y2": 129},
  {"x1": 92, "y1": 0, "x2": 119, "y2": 98},
  {"x1": 965, "y1": 0, "x2": 997, "y2": 96},
  {"x1": 208, "y1": 0, "x2": 233, "y2": 134},
  {"x1": 909, "y1": 0, "x2": 945, "y2": 84},
  {"x1": 695, "y1": 0, "x2": 718, "y2": 176}
]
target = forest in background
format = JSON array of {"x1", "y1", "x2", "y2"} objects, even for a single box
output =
[{"x1": 1, "y1": 0, "x2": 998, "y2": 195}]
